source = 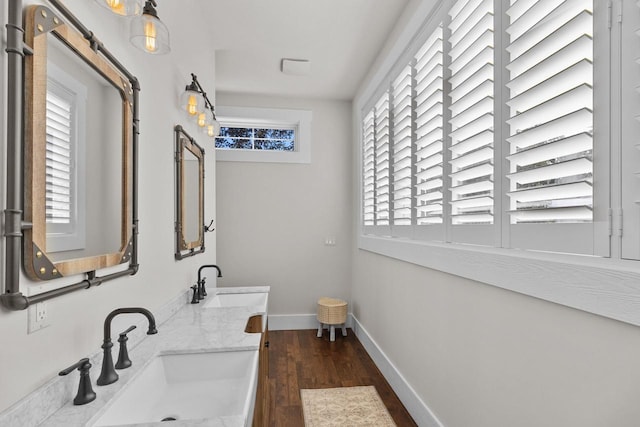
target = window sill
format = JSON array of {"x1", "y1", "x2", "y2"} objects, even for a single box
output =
[{"x1": 359, "y1": 234, "x2": 640, "y2": 327}]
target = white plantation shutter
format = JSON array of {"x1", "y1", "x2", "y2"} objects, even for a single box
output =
[
  {"x1": 45, "y1": 67, "x2": 86, "y2": 253},
  {"x1": 362, "y1": 110, "x2": 376, "y2": 227},
  {"x1": 392, "y1": 65, "x2": 413, "y2": 227},
  {"x1": 359, "y1": 0, "x2": 611, "y2": 258},
  {"x1": 414, "y1": 25, "x2": 445, "y2": 229},
  {"x1": 46, "y1": 90, "x2": 73, "y2": 227},
  {"x1": 506, "y1": 0, "x2": 597, "y2": 254},
  {"x1": 374, "y1": 92, "x2": 391, "y2": 226},
  {"x1": 448, "y1": 0, "x2": 495, "y2": 228}
]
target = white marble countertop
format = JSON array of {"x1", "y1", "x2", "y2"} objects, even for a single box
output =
[{"x1": 40, "y1": 286, "x2": 270, "y2": 427}]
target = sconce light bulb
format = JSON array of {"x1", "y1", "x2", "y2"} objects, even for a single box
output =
[
  {"x1": 187, "y1": 95, "x2": 198, "y2": 116},
  {"x1": 198, "y1": 113, "x2": 206, "y2": 128},
  {"x1": 143, "y1": 19, "x2": 157, "y2": 53},
  {"x1": 207, "y1": 125, "x2": 215, "y2": 137}
]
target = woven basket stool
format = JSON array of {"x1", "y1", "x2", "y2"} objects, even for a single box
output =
[{"x1": 316, "y1": 297, "x2": 347, "y2": 342}]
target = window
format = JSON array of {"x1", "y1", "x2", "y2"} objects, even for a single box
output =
[
  {"x1": 414, "y1": 25, "x2": 444, "y2": 232},
  {"x1": 360, "y1": 0, "x2": 604, "y2": 254},
  {"x1": 45, "y1": 63, "x2": 86, "y2": 253},
  {"x1": 215, "y1": 106, "x2": 312, "y2": 164},
  {"x1": 216, "y1": 126, "x2": 295, "y2": 151},
  {"x1": 448, "y1": 0, "x2": 495, "y2": 228},
  {"x1": 505, "y1": 0, "x2": 599, "y2": 255}
]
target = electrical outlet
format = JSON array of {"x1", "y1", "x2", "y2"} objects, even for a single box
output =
[
  {"x1": 324, "y1": 237, "x2": 336, "y2": 246},
  {"x1": 28, "y1": 302, "x2": 51, "y2": 334}
]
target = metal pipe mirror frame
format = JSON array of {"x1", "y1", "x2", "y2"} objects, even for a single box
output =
[
  {"x1": 1, "y1": 0, "x2": 140, "y2": 311},
  {"x1": 174, "y1": 125, "x2": 206, "y2": 260}
]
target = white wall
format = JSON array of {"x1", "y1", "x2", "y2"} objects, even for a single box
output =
[
  {"x1": 0, "y1": 0, "x2": 218, "y2": 413},
  {"x1": 215, "y1": 92, "x2": 352, "y2": 318},
  {"x1": 352, "y1": 251, "x2": 640, "y2": 427}
]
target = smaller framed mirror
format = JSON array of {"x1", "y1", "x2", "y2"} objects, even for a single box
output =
[{"x1": 175, "y1": 125, "x2": 205, "y2": 259}]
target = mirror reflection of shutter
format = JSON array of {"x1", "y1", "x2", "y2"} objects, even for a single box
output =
[
  {"x1": 506, "y1": 0, "x2": 595, "y2": 254},
  {"x1": 448, "y1": 0, "x2": 495, "y2": 227},
  {"x1": 392, "y1": 65, "x2": 413, "y2": 228},
  {"x1": 45, "y1": 90, "x2": 73, "y2": 227},
  {"x1": 362, "y1": 110, "x2": 376, "y2": 227},
  {"x1": 374, "y1": 92, "x2": 391, "y2": 226},
  {"x1": 414, "y1": 25, "x2": 444, "y2": 228}
]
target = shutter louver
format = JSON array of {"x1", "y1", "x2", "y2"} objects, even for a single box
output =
[
  {"x1": 448, "y1": 0, "x2": 495, "y2": 225},
  {"x1": 506, "y1": 0, "x2": 593, "y2": 224},
  {"x1": 414, "y1": 25, "x2": 444, "y2": 225},
  {"x1": 363, "y1": 110, "x2": 376, "y2": 226},
  {"x1": 392, "y1": 65, "x2": 413, "y2": 225},
  {"x1": 46, "y1": 91, "x2": 73, "y2": 225},
  {"x1": 375, "y1": 92, "x2": 391, "y2": 225}
]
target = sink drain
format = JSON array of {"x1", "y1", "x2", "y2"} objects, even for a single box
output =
[{"x1": 160, "y1": 416, "x2": 178, "y2": 422}]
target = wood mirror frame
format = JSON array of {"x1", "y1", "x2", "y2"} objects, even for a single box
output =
[
  {"x1": 174, "y1": 125, "x2": 205, "y2": 260},
  {"x1": 23, "y1": 5, "x2": 134, "y2": 281}
]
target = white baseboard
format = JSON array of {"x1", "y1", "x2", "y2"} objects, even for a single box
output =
[
  {"x1": 268, "y1": 313, "x2": 353, "y2": 331},
  {"x1": 351, "y1": 315, "x2": 444, "y2": 427}
]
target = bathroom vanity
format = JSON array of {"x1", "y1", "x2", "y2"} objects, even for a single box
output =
[{"x1": 2, "y1": 286, "x2": 270, "y2": 427}]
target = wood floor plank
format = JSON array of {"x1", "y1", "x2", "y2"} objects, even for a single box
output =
[{"x1": 268, "y1": 329, "x2": 417, "y2": 427}]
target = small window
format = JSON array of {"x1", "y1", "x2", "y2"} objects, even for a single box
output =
[
  {"x1": 216, "y1": 126, "x2": 295, "y2": 151},
  {"x1": 215, "y1": 106, "x2": 312, "y2": 164}
]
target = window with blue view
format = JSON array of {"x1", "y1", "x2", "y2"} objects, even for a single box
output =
[{"x1": 215, "y1": 126, "x2": 295, "y2": 151}]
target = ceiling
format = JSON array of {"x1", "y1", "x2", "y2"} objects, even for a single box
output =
[{"x1": 164, "y1": 0, "x2": 410, "y2": 101}]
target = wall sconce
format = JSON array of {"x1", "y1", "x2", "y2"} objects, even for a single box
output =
[
  {"x1": 182, "y1": 74, "x2": 220, "y2": 138},
  {"x1": 94, "y1": 0, "x2": 143, "y2": 16},
  {"x1": 130, "y1": 0, "x2": 170, "y2": 54},
  {"x1": 181, "y1": 80, "x2": 204, "y2": 117}
]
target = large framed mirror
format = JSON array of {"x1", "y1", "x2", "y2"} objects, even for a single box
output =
[
  {"x1": 23, "y1": 5, "x2": 135, "y2": 280},
  {"x1": 174, "y1": 125, "x2": 205, "y2": 260}
]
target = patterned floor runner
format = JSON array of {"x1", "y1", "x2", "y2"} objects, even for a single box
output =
[{"x1": 300, "y1": 385, "x2": 397, "y2": 427}]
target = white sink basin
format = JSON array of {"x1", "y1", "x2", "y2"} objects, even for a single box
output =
[
  {"x1": 203, "y1": 292, "x2": 268, "y2": 309},
  {"x1": 92, "y1": 350, "x2": 259, "y2": 426}
]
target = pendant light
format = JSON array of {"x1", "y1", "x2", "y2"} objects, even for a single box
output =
[
  {"x1": 203, "y1": 111, "x2": 221, "y2": 138},
  {"x1": 94, "y1": 0, "x2": 143, "y2": 16},
  {"x1": 207, "y1": 114, "x2": 221, "y2": 138},
  {"x1": 180, "y1": 80, "x2": 204, "y2": 117},
  {"x1": 130, "y1": 0, "x2": 170, "y2": 54}
]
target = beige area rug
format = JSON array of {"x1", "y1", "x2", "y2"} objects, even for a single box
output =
[{"x1": 300, "y1": 385, "x2": 397, "y2": 427}]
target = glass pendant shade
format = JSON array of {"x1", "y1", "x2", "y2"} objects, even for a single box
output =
[
  {"x1": 197, "y1": 113, "x2": 207, "y2": 128},
  {"x1": 204, "y1": 114, "x2": 220, "y2": 137},
  {"x1": 180, "y1": 86, "x2": 204, "y2": 117},
  {"x1": 210, "y1": 119, "x2": 221, "y2": 137},
  {"x1": 130, "y1": 7, "x2": 170, "y2": 54},
  {"x1": 95, "y1": 0, "x2": 143, "y2": 16}
]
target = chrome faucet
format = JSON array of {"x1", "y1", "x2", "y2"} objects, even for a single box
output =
[
  {"x1": 97, "y1": 307, "x2": 157, "y2": 386},
  {"x1": 196, "y1": 264, "x2": 222, "y2": 300}
]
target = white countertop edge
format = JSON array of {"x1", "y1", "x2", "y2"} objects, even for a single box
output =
[{"x1": 214, "y1": 286, "x2": 270, "y2": 294}]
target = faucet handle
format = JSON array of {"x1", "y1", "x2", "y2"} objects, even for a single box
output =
[
  {"x1": 115, "y1": 325, "x2": 136, "y2": 370},
  {"x1": 59, "y1": 358, "x2": 96, "y2": 405},
  {"x1": 200, "y1": 277, "x2": 207, "y2": 297},
  {"x1": 190, "y1": 285, "x2": 199, "y2": 304}
]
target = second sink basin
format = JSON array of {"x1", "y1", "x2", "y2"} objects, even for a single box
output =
[
  {"x1": 92, "y1": 349, "x2": 259, "y2": 426},
  {"x1": 204, "y1": 292, "x2": 268, "y2": 309}
]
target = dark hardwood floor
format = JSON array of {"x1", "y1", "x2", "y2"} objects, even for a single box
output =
[{"x1": 268, "y1": 329, "x2": 418, "y2": 427}]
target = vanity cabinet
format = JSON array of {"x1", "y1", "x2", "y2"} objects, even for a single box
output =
[{"x1": 246, "y1": 315, "x2": 269, "y2": 426}]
